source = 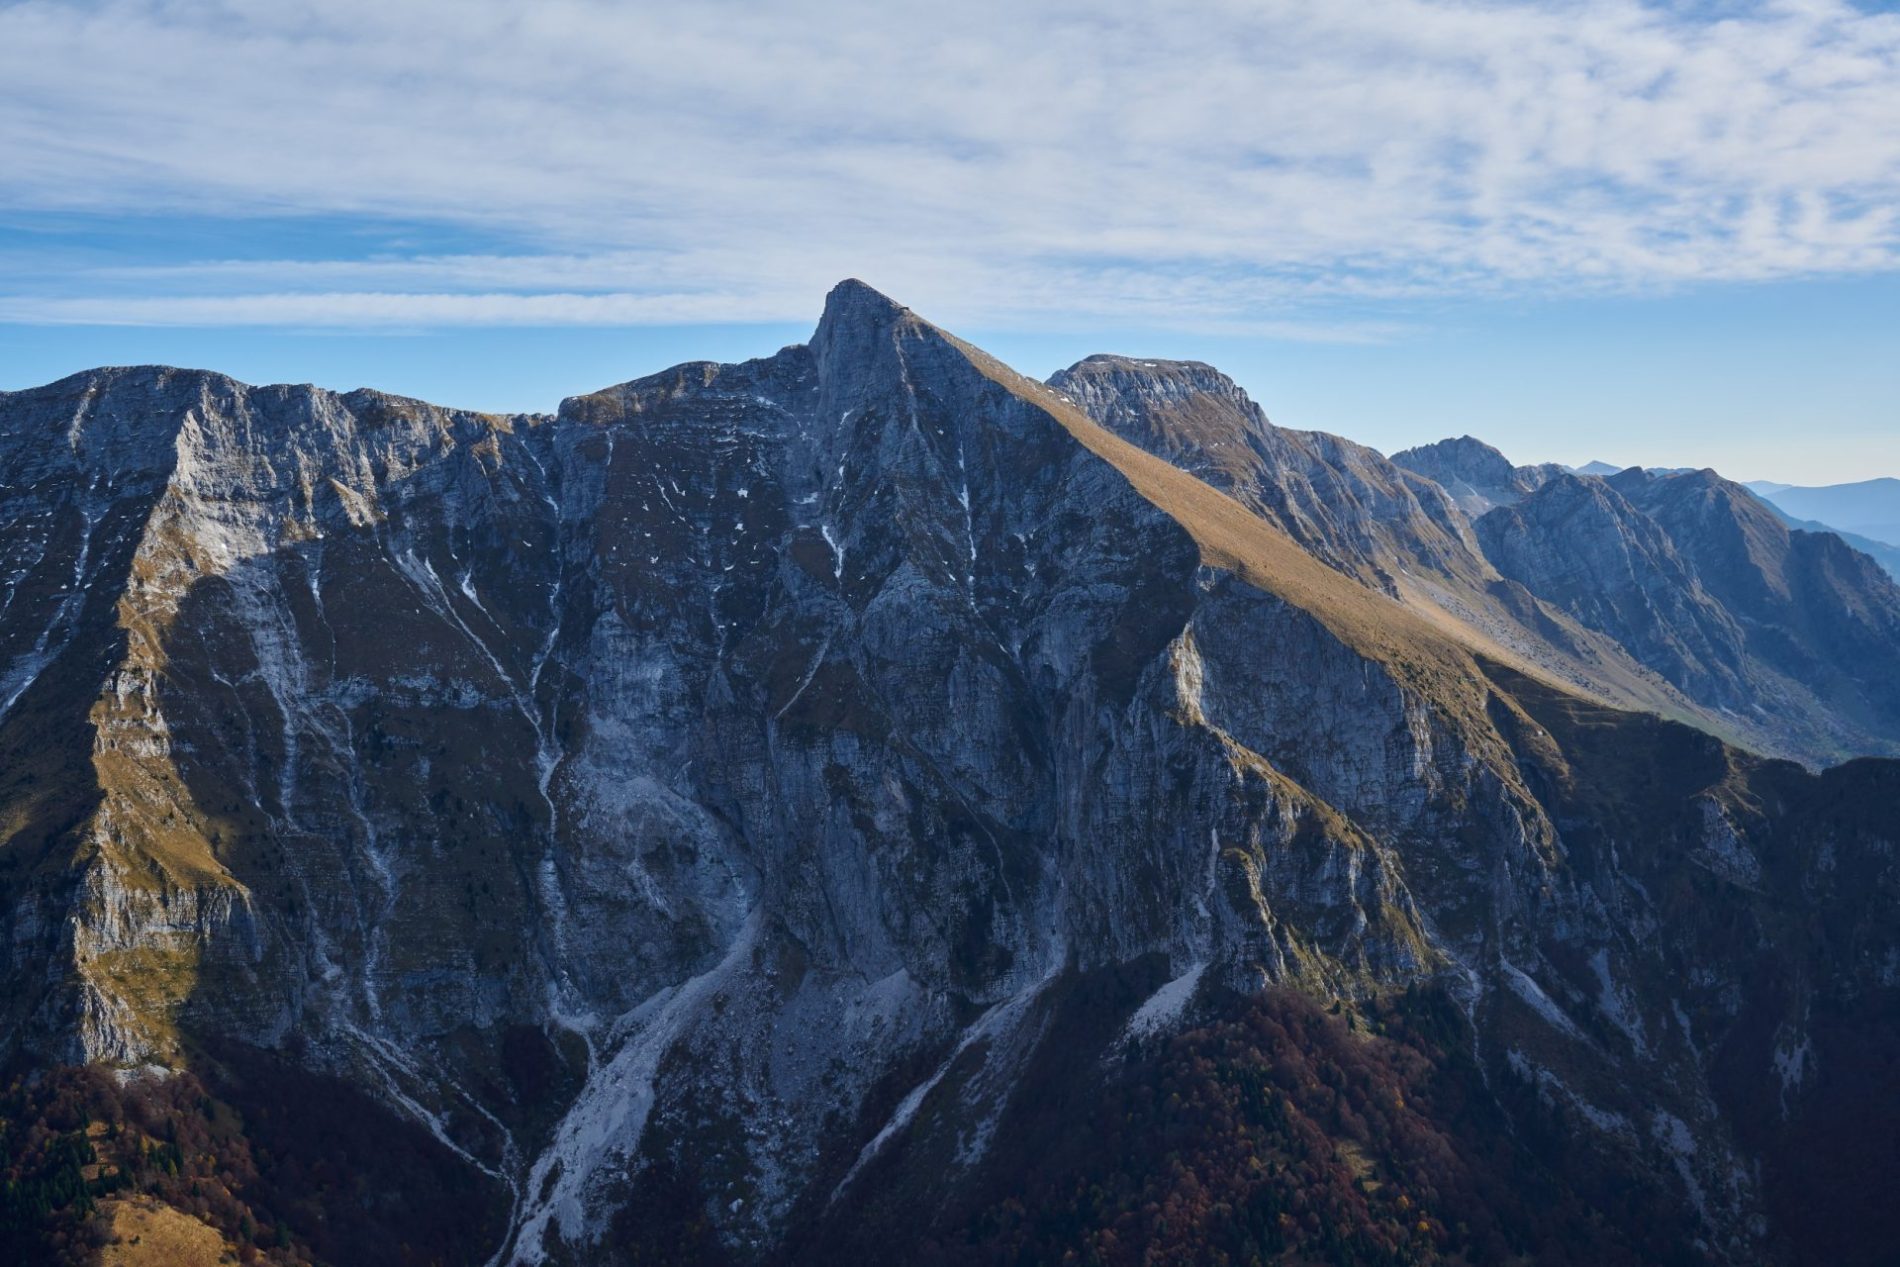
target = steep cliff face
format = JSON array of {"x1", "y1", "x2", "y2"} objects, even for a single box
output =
[
  {"x1": 1476, "y1": 474, "x2": 1754, "y2": 706},
  {"x1": 1379, "y1": 427, "x2": 1900, "y2": 764},
  {"x1": 1476, "y1": 468, "x2": 1900, "y2": 763},
  {"x1": 0, "y1": 367, "x2": 600, "y2": 1104},
  {"x1": 1047, "y1": 356, "x2": 1484, "y2": 592},
  {"x1": 1044, "y1": 354, "x2": 1867, "y2": 767},
  {"x1": 1, "y1": 284, "x2": 1895, "y2": 1266}
]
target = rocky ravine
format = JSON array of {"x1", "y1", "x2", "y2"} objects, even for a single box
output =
[{"x1": 0, "y1": 282, "x2": 1895, "y2": 1265}]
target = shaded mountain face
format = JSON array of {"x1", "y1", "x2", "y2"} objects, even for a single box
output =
[
  {"x1": 0, "y1": 283, "x2": 1895, "y2": 1267},
  {"x1": 1379, "y1": 428, "x2": 1900, "y2": 763},
  {"x1": 1615, "y1": 469, "x2": 1900, "y2": 755},
  {"x1": 1038, "y1": 358, "x2": 1672, "y2": 734},
  {"x1": 1475, "y1": 473, "x2": 1755, "y2": 709},
  {"x1": 1474, "y1": 469, "x2": 1900, "y2": 761},
  {"x1": 1755, "y1": 498, "x2": 1900, "y2": 580}
]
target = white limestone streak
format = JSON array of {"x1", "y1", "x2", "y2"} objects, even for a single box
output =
[
  {"x1": 1503, "y1": 959, "x2": 1588, "y2": 1041},
  {"x1": 498, "y1": 908, "x2": 764, "y2": 1266},
  {"x1": 0, "y1": 489, "x2": 101, "y2": 725},
  {"x1": 1121, "y1": 961, "x2": 1208, "y2": 1044},
  {"x1": 828, "y1": 960, "x2": 1062, "y2": 1207},
  {"x1": 820, "y1": 522, "x2": 845, "y2": 581},
  {"x1": 774, "y1": 636, "x2": 831, "y2": 721}
]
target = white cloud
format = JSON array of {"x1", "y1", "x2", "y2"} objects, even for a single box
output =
[
  {"x1": 0, "y1": 282, "x2": 1407, "y2": 342},
  {"x1": 2, "y1": 0, "x2": 1898, "y2": 328}
]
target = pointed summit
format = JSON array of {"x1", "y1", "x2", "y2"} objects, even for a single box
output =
[
  {"x1": 808, "y1": 279, "x2": 926, "y2": 390},
  {"x1": 822, "y1": 277, "x2": 906, "y2": 318},
  {"x1": 814, "y1": 277, "x2": 908, "y2": 341}
]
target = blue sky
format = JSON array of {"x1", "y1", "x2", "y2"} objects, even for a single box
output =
[{"x1": 3, "y1": 0, "x2": 1898, "y2": 483}]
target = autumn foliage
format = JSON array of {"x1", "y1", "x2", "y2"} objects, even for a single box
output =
[{"x1": 910, "y1": 986, "x2": 1702, "y2": 1267}]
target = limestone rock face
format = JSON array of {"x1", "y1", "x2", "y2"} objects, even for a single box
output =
[
  {"x1": 1381, "y1": 426, "x2": 1900, "y2": 765},
  {"x1": 1477, "y1": 473, "x2": 1755, "y2": 706},
  {"x1": 1390, "y1": 434, "x2": 1566, "y2": 515},
  {"x1": 1048, "y1": 355, "x2": 1900, "y2": 769},
  {"x1": 1049, "y1": 355, "x2": 1483, "y2": 590},
  {"x1": 0, "y1": 284, "x2": 1895, "y2": 1265},
  {"x1": 1477, "y1": 468, "x2": 1900, "y2": 762}
]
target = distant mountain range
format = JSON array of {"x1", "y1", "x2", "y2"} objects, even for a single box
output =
[
  {"x1": 1555, "y1": 471, "x2": 1899, "y2": 561},
  {"x1": 1, "y1": 282, "x2": 1894, "y2": 1267},
  {"x1": 1384, "y1": 438, "x2": 1900, "y2": 762},
  {"x1": 1752, "y1": 478, "x2": 1900, "y2": 548},
  {"x1": 1753, "y1": 501, "x2": 1900, "y2": 580},
  {"x1": 1572, "y1": 470, "x2": 1900, "y2": 572},
  {"x1": 1546, "y1": 466, "x2": 1897, "y2": 581}
]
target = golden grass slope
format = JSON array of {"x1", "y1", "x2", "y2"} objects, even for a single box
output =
[
  {"x1": 932, "y1": 315, "x2": 1744, "y2": 769},
  {"x1": 91, "y1": 1195, "x2": 235, "y2": 1267}
]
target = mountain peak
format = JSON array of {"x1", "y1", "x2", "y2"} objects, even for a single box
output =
[
  {"x1": 1056, "y1": 353, "x2": 1234, "y2": 380},
  {"x1": 1050, "y1": 351, "x2": 1258, "y2": 410},
  {"x1": 808, "y1": 278, "x2": 928, "y2": 380},
  {"x1": 1044, "y1": 354, "x2": 1266, "y2": 473},
  {"x1": 12, "y1": 363, "x2": 236, "y2": 399},
  {"x1": 818, "y1": 277, "x2": 908, "y2": 326},
  {"x1": 5, "y1": 280, "x2": 1900, "y2": 1265},
  {"x1": 1392, "y1": 435, "x2": 1515, "y2": 480},
  {"x1": 1389, "y1": 435, "x2": 1553, "y2": 515},
  {"x1": 1048, "y1": 355, "x2": 1255, "y2": 418}
]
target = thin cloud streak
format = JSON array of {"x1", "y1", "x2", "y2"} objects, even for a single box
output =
[
  {"x1": 0, "y1": 289, "x2": 1405, "y2": 344},
  {"x1": 2, "y1": 0, "x2": 1899, "y2": 328}
]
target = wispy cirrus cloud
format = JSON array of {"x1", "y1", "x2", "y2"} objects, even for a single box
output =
[{"x1": 2, "y1": 0, "x2": 1899, "y2": 331}]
